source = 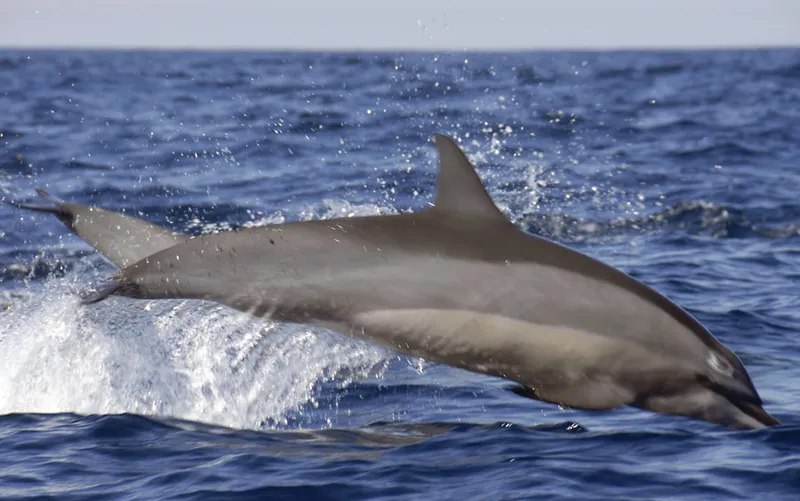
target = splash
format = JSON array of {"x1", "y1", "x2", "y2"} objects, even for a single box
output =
[
  {"x1": 0, "y1": 271, "x2": 389, "y2": 430},
  {"x1": 0, "y1": 200, "x2": 397, "y2": 430}
]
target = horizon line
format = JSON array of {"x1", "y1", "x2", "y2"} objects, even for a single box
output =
[{"x1": 2, "y1": 43, "x2": 798, "y2": 53}]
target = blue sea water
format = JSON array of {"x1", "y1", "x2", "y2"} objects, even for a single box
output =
[{"x1": 0, "y1": 49, "x2": 799, "y2": 500}]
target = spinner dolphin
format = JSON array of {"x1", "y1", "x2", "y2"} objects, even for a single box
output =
[{"x1": 8, "y1": 135, "x2": 779, "y2": 429}]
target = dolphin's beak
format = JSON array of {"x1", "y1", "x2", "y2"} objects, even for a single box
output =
[
  {"x1": 731, "y1": 400, "x2": 780, "y2": 428},
  {"x1": 635, "y1": 386, "x2": 779, "y2": 430}
]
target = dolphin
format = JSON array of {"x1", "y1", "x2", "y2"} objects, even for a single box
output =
[{"x1": 7, "y1": 135, "x2": 779, "y2": 429}]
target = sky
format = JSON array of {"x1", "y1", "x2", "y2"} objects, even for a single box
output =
[{"x1": 1, "y1": 0, "x2": 798, "y2": 51}]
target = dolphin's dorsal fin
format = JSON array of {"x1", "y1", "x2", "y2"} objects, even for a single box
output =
[{"x1": 431, "y1": 134, "x2": 511, "y2": 224}]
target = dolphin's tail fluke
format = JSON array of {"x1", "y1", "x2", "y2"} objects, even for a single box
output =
[
  {"x1": 6, "y1": 189, "x2": 186, "y2": 269},
  {"x1": 4, "y1": 189, "x2": 74, "y2": 225},
  {"x1": 4, "y1": 188, "x2": 66, "y2": 214}
]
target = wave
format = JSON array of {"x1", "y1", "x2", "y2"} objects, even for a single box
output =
[
  {"x1": 2, "y1": 411, "x2": 796, "y2": 501},
  {"x1": 523, "y1": 201, "x2": 800, "y2": 242},
  {"x1": 4, "y1": 411, "x2": 798, "y2": 447}
]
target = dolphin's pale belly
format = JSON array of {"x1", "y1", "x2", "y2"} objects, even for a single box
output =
[
  {"x1": 345, "y1": 308, "x2": 678, "y2": 410},
  {"x1": 292, "y1": 256, "x2": 702, "y2": 362},
  {"x1": 349, "y1": 308, "x2": 634, "y2": 380}
]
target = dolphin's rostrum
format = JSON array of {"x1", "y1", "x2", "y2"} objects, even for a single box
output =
[{"x1": 9, "y1": 135, "x2": 779, "y2": 429}]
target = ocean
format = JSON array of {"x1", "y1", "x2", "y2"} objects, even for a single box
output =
[{"x1": 0, "y1": 49, "x2": 798, "y2": 500}]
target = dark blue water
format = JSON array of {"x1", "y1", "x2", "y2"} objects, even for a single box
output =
[{"x1": 1, "y1": 49, "x2": 799, "y2": 500}]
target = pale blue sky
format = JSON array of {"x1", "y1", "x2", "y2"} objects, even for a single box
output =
[{"x1": 1, "y1": 0, "x2": 798, "y2": 50}]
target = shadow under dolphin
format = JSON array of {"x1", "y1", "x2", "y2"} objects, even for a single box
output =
[{"x1": 7, "y1": 134, "x2": 779, "y2": 429}]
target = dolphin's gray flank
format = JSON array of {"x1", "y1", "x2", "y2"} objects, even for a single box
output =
[{"x1": 9, "y1": 134, "x2": 779, "y2": 429}]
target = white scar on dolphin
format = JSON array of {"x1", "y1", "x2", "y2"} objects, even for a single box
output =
[{"x1": 7, "y1": 134, "x2": 779, "y2": 429}]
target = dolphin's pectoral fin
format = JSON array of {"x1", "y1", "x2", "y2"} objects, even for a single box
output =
[
  {"x1": 514, "y1": 380, "x2": 636, "y2": 411},
  {"x1": 506, "y1": 384, "x2": 540, "y2": 400}
]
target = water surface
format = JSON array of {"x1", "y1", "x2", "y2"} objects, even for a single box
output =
[{"x1": 1, "y1": 49, "x2": 799, "y2": 500}]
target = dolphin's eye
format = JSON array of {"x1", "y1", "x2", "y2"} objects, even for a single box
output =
[{"x1": 707, "y1": 352, "x2": 734, "y2": 376}]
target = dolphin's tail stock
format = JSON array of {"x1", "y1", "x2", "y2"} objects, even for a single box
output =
[
  {"x1": 5, "y1": 188, "x2": 186, "y2": 304},
  {"x1": 5, "y1": 188, "x2": 186, "y2": 269}
]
